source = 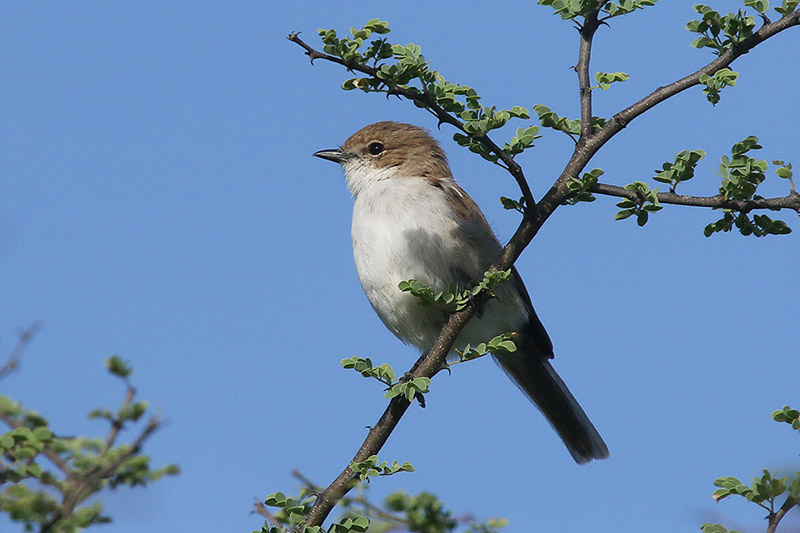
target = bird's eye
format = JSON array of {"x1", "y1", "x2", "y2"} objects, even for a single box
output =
[{"x1": 367, "y1": 142, "x2": 384, "y2": 156}]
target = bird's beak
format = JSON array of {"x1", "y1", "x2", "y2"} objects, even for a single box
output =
[{"x1": 313, "y1": 148, "x2": 351, "y2": 164}]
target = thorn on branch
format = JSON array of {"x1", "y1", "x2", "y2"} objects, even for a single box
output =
[
  {"x1": 287, "y1": 31, "x2": 325, "y2": 64},
  {"x1": 414, "y1": 392, "x2": 426, "y2": 408}
]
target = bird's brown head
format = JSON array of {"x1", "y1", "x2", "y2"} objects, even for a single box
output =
[{"x1": 314, "y1": 121, "x2": 452, "y2": 196}]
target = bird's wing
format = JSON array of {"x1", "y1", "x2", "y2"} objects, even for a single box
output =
[{"x1": 440, "y1": 180, "x2": 554, "y2": 358}]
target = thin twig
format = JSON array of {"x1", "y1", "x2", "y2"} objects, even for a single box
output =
[
  {"x1": 101, "y1": 384, "x2": 136, "y2": 456},
  {"x1": 0, "y1": 322, "x2": 42, "y2": 381}
]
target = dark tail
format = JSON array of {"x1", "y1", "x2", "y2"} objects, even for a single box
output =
[{"x1": 495, "y1": 352, "x2": 609, "y2": 464}]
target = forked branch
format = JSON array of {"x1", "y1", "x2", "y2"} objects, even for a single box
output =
[{"x1": 288, "y1": 6, "x2": 800, "y2": 529}]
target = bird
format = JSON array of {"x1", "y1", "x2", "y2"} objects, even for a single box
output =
[{"x1": 314, "y1": 121, "x2": 608, "y2": 464}]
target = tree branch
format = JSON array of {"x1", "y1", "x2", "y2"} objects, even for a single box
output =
[
  {"x1": 289, "y1": 9, "x2": 800, "y2": 529},
  {"x1": 286, "y1": 32, "x2": 538, "y2": 213},
  {"x1": 0, "y1": 322, "x2": 41, "y2": 382},
  {"x1": 535, "y1": 9, "x2": 800, "y2": 227},
  {"x1": 576, "y1": 10, "x2": 601, "y2": 140},
  {"x1": 100, "y1": 383, "x2": 136, "y2": 456},
  {"x1": 591, "y1": 182, "x2": 800, "y2": 213},
  {"x1": 600, "y1": 10, "x2": 800, "y2": 147},
  {"x1": 767, "y1": 494, "x2": 798, "y2": 533},
  {"x1": 40, "y1": 417, "x2": 161, "y2": 533}
]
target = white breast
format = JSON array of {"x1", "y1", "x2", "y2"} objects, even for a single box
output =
[{"x1": 350, "y1": 177, "x2": 528, "y2": 352}]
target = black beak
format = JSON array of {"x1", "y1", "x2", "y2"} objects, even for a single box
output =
[{"x1": 313, "y1": 148, "x2": 350, "y2": 164}]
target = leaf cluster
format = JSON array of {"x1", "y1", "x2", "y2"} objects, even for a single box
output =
[
  {"x1": 564, "y1": 168, "x2": 604, "y2": 205},
  {"x1": 704, "y1": 136, "x2": 792, "y2": 237},
  {"x1": 653, "y1": 149, "x2": 706, "y2": 192},
  {"x1": 340, "y1": 357, "x2": 431, "y2": 403},
  {"x1": 500, "y1": 125, "x2": 541, "y2": 158},
  {"x1": 258, "y1": 480, "x2": 507, "y2": 533},
  {"x1": 261, "y1": 490, "x2": 319, "y2": 532},
  {"x1": 318, "y1": 20, "x2": 540, "y2": 164},
  {"x1": 340, "y1": 357, "x2": 396, "y2": 387},
  {"x1": 686, "y1": 5, "x2": 758, "y2": 54},
  {"x1": 499, "y1": 195, "x2": 526, "y2": 213},
  {"x1": 454, "y1": 334, "x2": 517, "y2": 364},
  {"x1": 385, "y1": 377, "x2": 432, "y2": 403},
  {"x1": 350, "y1": 455, "x2": 414, "y2": 482},
  {"x1": 0, "y1": 357, "x2": 178, "y2": 532},
  {"x1": 0, "y1": 422, "x2": 52, "y2": 483},
  {"x1": 701, "y1": 406, "x2": 800, "y2": 533},
  {"x1": 593, "y1": 71, "x2": 630, "y2": 90},
  {"x1": 318, "y1": 19, "x2": 391, "y2": 66},
  {"x1": 533, "y1": 104, "x2": 606, "y2": 142},
  {"x1": 614, "y1": 181, "x2": 662, "y2": 226},
  {"x1": 712, "y1": 470, "x2": 797, "y2": 506},
  {"x1": 614, "y1": 139, "x2": 794, "y2": 236},
  {"x1": 775, "y1": 0, "x2": 800, "y2": 15},
  {"x1": 398, "y1": 269, "x2": 513, "y2": 314},
  {"x1": 385, "y1": 491, "x2": 457, "y2": 533},
  {"x1": 0, "y1": 485, "x2": 109, "y2": 533},
  {"x1": 773, "y1": 160, "x2": 795, "y2": 191},
  {"x1": 538, "y1": 0, "x2": 657, "y2": 21},
  {"x1": 772, "y1": 405, "x2": 800, "y2": 430},
  {"x1": 699, "y1": 68, "x2": 739, "y2": 105},
  {"x1": 686, "y1": 1, "x2": 800, "y2": 53}
]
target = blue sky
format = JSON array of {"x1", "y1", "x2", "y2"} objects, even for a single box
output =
[{"x1": 1, "y1": 2, "x2": 798, "y2": 532}]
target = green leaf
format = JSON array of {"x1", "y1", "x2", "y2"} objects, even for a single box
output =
[
  {"x1": 699, "y1": 68, "x2": 739, "y2": 104},
  {"x1": 593, "y1": 71, "x2": 630, "y2": 90},
  {"x1": 533, "y1": 104, "x2": 581, "y2": 138},
  {"x1": 653, "y1": 149, "x2": 706, "y2": 191},
  {"x1": 0, "y1": 434, "x2": 14, "y2": 449},
  {"x1": 776, "y1": 0, "x2": 800, "y2": 15},
  {"x1": 563, "y1": 168, "x2": 602, "y2": 205},
  {"x1": 744, "y1": 0, "x2": 770, "y2": 14},
  {"x1": 499, "y1": 196, "x2": 525, "y2": 212},
  {"x1": 687, "y1": 7, "x2": 757, "y2": 55},
  {"x1": 700, "y1": 524, "x2": 732, "y2": 533},
  {"x1": 614, "y1": 182, "x2": 660, "y2": 226},
  {"x1": 265, "y1": 492, "x2": 288, "y2": 507},
  {"x1": 772, "y1": 405, "x2": 800, "y2": 430}
]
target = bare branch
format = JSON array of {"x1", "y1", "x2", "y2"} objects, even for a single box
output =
[
  {"x1": 576, "y1": 10, "x2": 601, "y2": 140},
  {"x1": 0, "y1": 321, "x2": 41, "y2": 381},
  {"x1": 101, "y1": 384, "x2": 136, "y2": 456},
  {"x1": 592, "y1": 182, "x2": 800, "y2": 213}
]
